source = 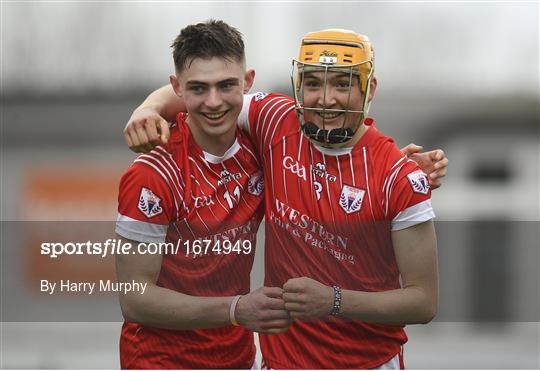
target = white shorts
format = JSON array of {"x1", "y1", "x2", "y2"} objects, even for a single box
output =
[
  {"x1": 374, "y1": 353, "x2": 401, "y2": 369},
  {"x1": 260, "y1": 352, "x2": 402, "y2": 369}
]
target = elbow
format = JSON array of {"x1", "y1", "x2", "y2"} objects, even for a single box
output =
[
  {"x1": 419, "y1": 300, "x2": 438, "y2": 324},
  {"x1": 419, "y1": 308, "x2": 436, "y2": 324},
  {"x1": 119, "y1": 296, "x2": 142, "y2": 323}
]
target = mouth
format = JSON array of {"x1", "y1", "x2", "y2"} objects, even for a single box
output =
[
  {"x1": 201, "y1": 110, "x2": 229, "y2": 121},
  {"x1": 316, "y1": 111, "x2": 343, "y2": 120}
]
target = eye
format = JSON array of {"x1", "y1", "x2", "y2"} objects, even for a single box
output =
[
  {"x1": 219, "y1": 81, "x2": 238, "y2": 91},
  {"x1": 303, "y1": 79, "x2": 321, "y2": 89},
  {"x1": 335, "y1": 80, "x2": 352, "y2": 90},
  {"x1": 188, "y1": 85, "x2": 206, "y2": 94}
]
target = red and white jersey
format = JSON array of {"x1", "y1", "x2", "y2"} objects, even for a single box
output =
[
  {"x1": 238, "y1": 93, "x2": 435, "y2": 369},
  {"x1": 116, "y1": 112, "x2": 264, "y2": 369}
]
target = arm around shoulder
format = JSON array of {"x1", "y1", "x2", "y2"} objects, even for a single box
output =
[{"x1": 124, "y1": 85, "x2": 186, "y2": 153}]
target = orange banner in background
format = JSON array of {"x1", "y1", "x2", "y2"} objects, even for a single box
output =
[{"x1": 21, "y1": 166, "x2": 123, "y2": 292}]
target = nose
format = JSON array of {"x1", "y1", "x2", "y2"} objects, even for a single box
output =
[
  {"x1": 317, "y1": 85, "x2": 337, "y2": 108},
  {"x1": 205, "y1": 88, "x2": 223, "y2": 109}
]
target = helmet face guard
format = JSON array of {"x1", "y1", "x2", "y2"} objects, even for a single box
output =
[{"x1": 290, "y1": 29, "x2": 374, "y2": 147}]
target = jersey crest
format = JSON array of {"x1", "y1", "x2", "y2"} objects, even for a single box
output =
[
  {"x1": 339, "y1": 185, "x2": 365, "y2": 214},
  {"x1": 247, "y1": 171, "x2": 264, "y2": 196},
  {"x1": 254, "y1": 92, "x2": 269, "y2": 102},
  {"x1": 138, "y1": 187, "x2": 163, "y2": 218},
  {"x1": 407, "y1": 170, "x2": 430, "y2": 195}
]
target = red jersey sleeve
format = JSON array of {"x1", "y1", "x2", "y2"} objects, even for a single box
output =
[
  {"x1": 116, "y1": 160, "x2": 176, "y2": 243},
  {"x1": 388, "y1": 159, "x2": 435, "y2": 231},
  {"x1": 237, "y1": 92, "x2": 296, "y2": 153},
  {"x1": 380, "y1": 148, "x2": 435, "y2": 231}
]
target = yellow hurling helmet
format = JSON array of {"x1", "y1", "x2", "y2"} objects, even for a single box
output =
[{"x1": 291, "y1": 29, "x2": 375, "y2": 146}]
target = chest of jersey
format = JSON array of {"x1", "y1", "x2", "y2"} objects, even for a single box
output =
[
  {"x1": 265, "y1": 133, "x2": 382, "y2": 225},
  {"x1": 184, "y1": 158, "x2": 259, "y2": 231},
  {"x1": 156, "y1": 126, "x2": 264, "y2": 296},
  {"x1": 262, "y1": 133, "x2": 396, "y2": 285}
]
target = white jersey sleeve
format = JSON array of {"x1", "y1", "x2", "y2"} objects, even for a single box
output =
[{"x1": 237, "y1": 93, "x2": 256, "y2": 134}]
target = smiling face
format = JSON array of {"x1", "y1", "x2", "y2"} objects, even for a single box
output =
[
  {"x1": 170, "y1": 56, "x2": 254, "y2": 153},
  {"x1": 302, "y1": 69, "x2": 365, "y2": 132},
  {"x1": 291, "y1": 63, "x2": 377, "y2": 148},
  {"x1": 291, "y1": 29, "x2": 376, "y2": 147}
]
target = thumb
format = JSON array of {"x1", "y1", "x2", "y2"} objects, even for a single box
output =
[{"x1": 401, "y1": 143, "x2": 423, "y2": 156}]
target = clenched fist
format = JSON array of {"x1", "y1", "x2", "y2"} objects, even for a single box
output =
[{"x1": 282, "y1": 277, "x2": 334, "y2": 321}]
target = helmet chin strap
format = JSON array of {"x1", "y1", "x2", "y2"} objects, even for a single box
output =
[{"x1": 301, "y1": 121, "x2": 355, "y2": 145}]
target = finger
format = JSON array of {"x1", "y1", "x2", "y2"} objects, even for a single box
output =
[
  {"x1": 158, "y1": 119, "x2": 171, "y2": 144},
  {"x1": 429, "y1": 180, "x2": 441, "y2": 190},
  {"x1": 282, "y1": 292, "x2": 302, "y2": 304},
  {"x1": 401, "y1": 143, "x2": 423, "y2": 156},
  {"x1": 261, "y1": 327, "x2": 289, "y2": 334},
  {"x1": 144, "y1": 120, "x2": 160, "y2": 146},
  {"x1": 135, "y1": 140, "x2": 154, "y2": 154},
  {"x1": 283, "y1": 278, "x2": 302, "y2": 293},
  {"x1": 265, "y1": 297, "x2": 286, "y2": 310},
  {"x1": 288, "y1": 311, "x2": 306, "y2": 320},
  {"x1": 260, "y1": 319, "x2": 292, "y2": 330},
  {"x1": 284, "y1": 302, "x2": 304, "y2": 312},
  {"x1": 260, "y1": 309, "x2": 291, "y2": 322},
  {"x1": 429, "y1": 149, "x2": 445, "y2": 162},
  {"x1": 263, "y1": 286, "x2": 284, "y2": 298},
  {"x1": 124, "y1": 129, "x2": 134, "y2": 148},
  {"x1": 433, "y1": 157, "x2": 449, "y2": 170},
  {"x1": 429, "y1": 169, "x2": 447, "y2": 180},
  {"x1": 407, "y1": 152, "x2": 427, "y2": 166},
  {"x1": 135, "y1": 125, "x2": 151, "y2": 149},
  {"x1": 142, "y1": 131, "x2": 158, "y2": 152},
  {"x1": 126, "y1": 129, "x2": 143, "y2": 153},
  {"x1": 135, "y1": 125, "x2": 156, "y2": 154}
]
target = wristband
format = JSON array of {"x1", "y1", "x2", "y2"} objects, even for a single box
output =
[
  {"x1": 229, "y1": 295, "x2": 242, "y2": 326},
  {"x1": 330, "y1": 286, "x2": 342, "y2": 316}
]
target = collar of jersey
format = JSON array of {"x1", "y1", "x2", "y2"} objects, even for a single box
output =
[
  {"x1": 202, "y1": 139, "x2": 241, "y2": 164},
  {"x1": 313, "y1": 144, "x2": 353, "y2": 156}
]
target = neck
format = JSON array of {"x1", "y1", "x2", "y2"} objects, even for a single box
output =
[
  {"x1": 186, "y1": 117, "x2": 236, "y2": 156},
  {"x1": 345, "y1": 122, "x2": 368, "y2": 146}
]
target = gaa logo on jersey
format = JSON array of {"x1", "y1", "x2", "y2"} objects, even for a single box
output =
[
  {"x1": 407, "y1": 170, "x2": 430, "y2": 195},
  {"x1": 283, "y1": 155, "x2": 307, "y2": 181},
  {"x1": 248, "y1": 171, "x2": 264, "y2": 196},
  {"x1": 138, "y1": 187, "x2": 163, "y2": 218},
  {"x1": 339, "y1": 185, "x2": 365, "y2": 214}
]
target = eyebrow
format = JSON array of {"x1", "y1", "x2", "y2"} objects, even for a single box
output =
[
  {"x1": 303, "y1": 73, "x2": 320, "y2": 79},
  {"x1": 186, "y1": 78, "x2": 240, "y2": 86},
  {"x1": 303, "y1": 72, "x2": 351, "y2": 79}
]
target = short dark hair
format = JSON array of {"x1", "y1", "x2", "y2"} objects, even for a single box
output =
[{"x1": 171, "y1": 20, "x2": 245, "y2": 73}]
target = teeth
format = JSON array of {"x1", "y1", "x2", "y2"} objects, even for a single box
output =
[
  {"x1": 203, "y1": 111, "x2": 227, "y2": 119},
  {"x1": 317, "y1": 112, "x2": 341, "y2": 119}
]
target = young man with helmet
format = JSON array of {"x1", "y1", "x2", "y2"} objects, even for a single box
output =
[{"x1": 124, "y1": 25, "x2": 444, "y2": 369}]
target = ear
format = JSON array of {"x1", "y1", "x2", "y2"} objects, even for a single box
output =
[
  {"x1": 367, "y1": 75, "x2": 377, "y2": 102},
  {"x1": 169, "y1": 74, "x2": 182, "y2": 97},
  {"x1": 243, "y1": 68, "x2": 256, "y2": 93}
]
